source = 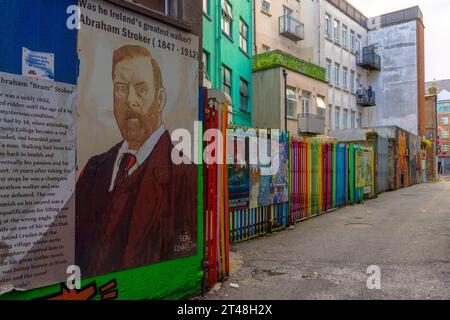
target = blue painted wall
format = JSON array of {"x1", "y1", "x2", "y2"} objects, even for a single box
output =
[{"x1": 0, "y1": 0, "x2": 78, "y2": 84}]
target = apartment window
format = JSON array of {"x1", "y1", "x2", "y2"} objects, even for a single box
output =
[
  {"x1": 443, "y1": 144, "x2": 450, "y2": 152},
  {"x1": 351, "y1": 111, "x2": 356, "y2": 128},
  {"x1": 261, "y1": 0, "x2": 271, "y2": 14},
  {"x1": 222, "y1": 65, "x2": 232, "y2": 97},
  {"x1": 262, "y1": 44, "x2": 271, "y2": 52},
  {"x1": 343, "y1": 108, "x2": 348, "y2": 128},
  {"x1": 343, "y1": 67, "x2": 348, "y2": 90},
  {"x1": 356, "y1": 74, "x2": 361, "y2": 88},
  {"x1": 335, "y1": 107, "x2": 340, "y2": 129},
  {"x1": 443, "y1": 130, "x2": 449, "y2": 139},
  {"x1": 333, "y1": 19, "x2": 340, "y2": 43},
  {"x1": 222, "y1": 1, "x2": 233, "y2": 38},
  {"x1": 239, "y1": 19, "x2": 249, "y2": 54},
  {"x1": 442, "y1": 116, "x2": 449, "y2": 125},
  {"x1": 342, "y1": 25, "x2": 348, "y2": 48},
  {"x1": 286, "y1": 87, "x2": 297, "y2": 118},
  {"x1": 317, "y1": 107, "x2": 325, "y2": 118},
  {"x1": 328, "y1": 105, "x2": 332, "y2": 128},
  {"x1": 203, "y1": 0, "x2": 209, "y2": 15},
  {"x1": 326, "y1": 59, "x2": 332, "y2": 82},
  {"x1": 325, "y1": 14, "x2": 332, "y2": 38},
  {"x1": 335, "y1": 63, "x2": 340, "y2": 86},
  {"x1": 358, "y1": 112, "x2": 363, "y2": 128},
  {"x1": 356, "y1": 34, "x2": 362, "y2": 55},
  {"x1": 239, "y1": 78, "x2": 249, "y2": 113},
  {"x1": 350, "y1": 70, "x2": 355, "y2": 92},
  {"x1": 350, "y1": 30, "x2": 356, "y2": 51},
  {"x1": 202, "y1": 50, "x2": 209, "y2": 80},
  {"x1": 302, "y1": 91, "x2": 311, "y2": 114}
]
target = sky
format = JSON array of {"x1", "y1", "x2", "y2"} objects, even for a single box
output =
[{"x1": 347, "y1": 0, "x2": 450, "y2": 82}]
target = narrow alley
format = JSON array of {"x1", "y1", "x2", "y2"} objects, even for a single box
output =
[{"x1": 203, "y1": 181, "x2": 450, "y2": 300}]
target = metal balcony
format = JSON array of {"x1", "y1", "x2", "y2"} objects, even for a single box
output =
[
  {"x1": 356, "y1": 45, "x2": 381, "y2": 71},
  {"x1": 298, "y1": 113, "x2": 325, "y2": 135},
  {"x1": 279, "y1": 15, "x2": 304, "y2": 42},
  {"x1": 356, "y1": 91, "x2": 376, "y2": 107}
]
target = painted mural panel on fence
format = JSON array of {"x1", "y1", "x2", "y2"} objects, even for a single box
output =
[
  {"x1": 271, "y1": 133, "x2": 289, "y2": 204},
  {"x1": 228, "y1": 129, "x2": 249, "y2": 209},
  {"x1": 248, "y1": 129, "x2": 271, "y2": 208},
  {"x1": 356, "y1": 147, "x2": 374, "y2": 195},
  {"x1": 76, "y1": 0, "x2": 199, "y2": 277}
]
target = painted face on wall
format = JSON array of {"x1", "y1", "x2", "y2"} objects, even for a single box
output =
[{"x1": 113, "y1": 56, "x2": 166, "y2": 150}]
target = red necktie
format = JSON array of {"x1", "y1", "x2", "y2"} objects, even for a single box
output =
[{"x1": 114, "y1": 153, "x2": 137, "y2": 191}]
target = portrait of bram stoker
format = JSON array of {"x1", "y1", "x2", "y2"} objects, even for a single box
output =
[{"x1": 75, "y1": 44, "x2": 197, "y2": 277}]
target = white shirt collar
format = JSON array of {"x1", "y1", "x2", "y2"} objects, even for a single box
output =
[{"x1": 108, "y1": 125, "x2": 166, "y2": 192}]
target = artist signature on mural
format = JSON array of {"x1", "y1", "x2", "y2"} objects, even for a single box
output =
[
  {"x1": 174, "y1": 232, "x2": 196, "y2": 253},
  {"x1": 39, "y1": 279, "x2": 118, "y2": 300}
]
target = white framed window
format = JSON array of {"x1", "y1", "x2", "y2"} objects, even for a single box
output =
[
  {"x1": 335, "y1": 63, "x2": 340, "y2": 86},
  {"x1": 443, "y1": 130, "x2": 449, "y2": 138},
  {"x1": 222, "y1": 0, "x2": 233, "y2": 38},
  {"x1": 333, "y1": 19, "x2": 340, "y2": 43},
  {"x1": 351, "y1": 111, "x2": 356, "y2": 128},
  {"x1": 350, "y1": 30, "x2": 356, "y2": 51},
  {"x1": 222, "y1": 65, "x2": 232, "y2": 96},
  {"x1": 202, "y1": 50, "x2": 209, "y2": 80},
  {"x1": 358, "y1": 112, "x2": 363, "y2": 128},
  {"x1": 328, "y1": 105, "x2": 332, "y2": 128},
  {"x1": 261, "y1": 0, "x2": 271, "y2": 14},
  {"x1": 326, "y1": 59, "x2": 332, "y2": 82},
  {"x1": 342, "y1": 25, "x2": 348, "y2": 48},
  {"x1": 239, "y1": 78, "x2": 249, "y2": 113},
  {"x1": 356, "y1": 34, "x2": 362, "y2": 55},
  {"x1": 443, "y1": 144, "x2": 449, "y2": 152},
  {"x1": 286, "y1": 87, "x2": 297, "y2": 118},
  {"x1": 343, "y1": 67, "x2": 348, "y2": 90},
  {"x1": 442, "y1": 116, "x2": 449, "y2": 125},
  {"x1": 302, "y1": 91, "x2": 311, "y2": 114},
  {"x1": 335, "y1": 106, "x2": 340, "y2": 129},
  {"x1": 325, "y1": 13, "x2": 332, "y2": 38},
  {"x1": 343, "y1": 108, "x2": 348, "y2": 128},
  {"x1": 350, "y1": 70, "x2": 355, "y2": 92},
  {"x1": 239, "y1": 19, "x2": 248, "y2": 54}
]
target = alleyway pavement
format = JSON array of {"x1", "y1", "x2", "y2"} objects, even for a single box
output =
[{"x1": 202, "y1": 181, "x2": 450, "y2": 300}]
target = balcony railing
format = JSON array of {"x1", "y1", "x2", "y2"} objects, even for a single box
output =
[
  {"x1": 356, "y1": 45, "x2": 381, "y2": 71},
  {"x1": 279, "y1": 15, "x2": 304, "y2": 42},
  {"x1": 356, "y1": 90, "x2": 376, "y2": 107},
  {"x1": 298, "y1": 113, "x2": 325, "y2": 135}
]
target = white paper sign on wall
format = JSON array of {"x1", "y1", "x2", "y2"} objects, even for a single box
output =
[{"x1": 22, "y1": 47, "x2": 55, "y2": 81}]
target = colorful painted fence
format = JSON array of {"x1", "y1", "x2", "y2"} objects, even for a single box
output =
[{"x1": 226, "y1": 129, "x2": 375, "y2": 244}]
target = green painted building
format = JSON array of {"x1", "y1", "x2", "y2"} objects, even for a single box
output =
[{"x1": 202, "y1": 0, "x2": 253, "y2": 127}]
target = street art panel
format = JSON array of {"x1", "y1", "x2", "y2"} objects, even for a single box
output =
[
  {"x1": 76, "y1": 0, "x2": 199, "y2": 277},
  {"x1": 228, "y1": 129, "x2": 249, "y2": 209},
  {"x1": 271, "y1": 133, "x2": 289, "y2": 204},
  {"x1": 356, "y1": 147, "x2": 374, "y2": 195}
]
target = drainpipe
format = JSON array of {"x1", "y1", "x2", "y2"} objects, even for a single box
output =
[
  {"x1": 216, "y1": 0, "x2": 222, "y2": 89},
  {"x1": 253, "y1": 0, "x2": 257, "y2": 55},
  {"x1": 283, "y1": 69, "x2": 288, "y2": 132}
]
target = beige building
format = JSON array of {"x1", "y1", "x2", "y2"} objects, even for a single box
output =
[{"x1": 253, "y1": 0, "x2": 329, "y2": 136}]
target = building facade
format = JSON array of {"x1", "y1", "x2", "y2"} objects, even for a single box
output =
[
  {"x1": 252, "y1": 0, "x2": 328, "y2": 136},
  {"x1": 317, "y1": 0, "x2": 372, "y2": 132},
  {"x1": 437, "y1": 90, "x2": 450, "y2": 162},
  {"x1": 366, "y1": 6, "x2": 426, "y2": 136},
  {"x1": 425, "y1": 94, "x2": 438, "y2": 179},
  {"x1": 202, "y1": 0, "x2": 253, "y2": 127}
]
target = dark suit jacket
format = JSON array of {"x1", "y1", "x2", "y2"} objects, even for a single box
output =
[{"x1": 75, "y1": 131, "x2": 197, "y2": 277}]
